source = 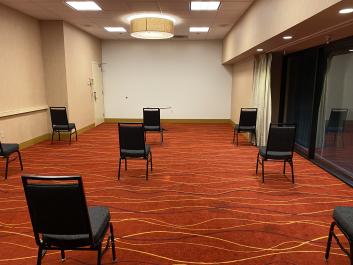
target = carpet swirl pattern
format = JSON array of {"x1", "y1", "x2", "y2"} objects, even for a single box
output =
[{"x1": 0, "y1": 123, "x2": 352, "y2": 265}]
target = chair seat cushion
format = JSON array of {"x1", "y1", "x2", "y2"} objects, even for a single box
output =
[
  {"x1": 121, "y1": 144, "x2": 150, "y2": 158},
  {"x1": 0, "y1": 143, "x2": 19, "y2": 156},
  {"x1": 259, "y1": 146, "x2": 292, "y2": 160},
  {"x1": 53, "y1": 123, "x2": 76, "y2": 131},
  {"x1": 235, "y1": 125, "x2": 256, "y2": 132},
  {"x1": 333, "y1": 206, "x2": 353, "y2": 240},
  {"x1": 43, "y1": 206, "x2": 110, "y2": 248},
  {"x1": 144, "y1": 125, "x2": 161, "y2": 131}
]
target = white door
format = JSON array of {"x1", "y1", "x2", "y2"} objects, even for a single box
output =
[{"x1": 92, "y1": 62, "x2": 105, "y2": 126}]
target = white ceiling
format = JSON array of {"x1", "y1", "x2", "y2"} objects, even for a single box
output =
[{"x1": 0, "y1": 0, "x2": 254, "y2": 40}]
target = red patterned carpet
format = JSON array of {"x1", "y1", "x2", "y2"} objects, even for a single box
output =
[{"x1": 1, "y1": 123, "x2": 353, "y2": 265}]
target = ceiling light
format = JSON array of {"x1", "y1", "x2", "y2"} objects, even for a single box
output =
[
  {"x1": 104, "y1": 27, "x2": 126, "y2": 32},
  {"x1": 65, "y1": 1, "x2": 101, "y2": 11},
  {"x1": 349, "y1": 49, "x2": 353, "y2": 52},
  {"x1": 128, "y1": 14, "x2": 176, "y2": 23},
  {"x1": 283, "y1": 35, "x2": 293, "y2": 40},
  {"x1": 189, "y1": 27, "x2": 209, "y2": 32},
  {"x1": 257, "y1": 48, "x2": 264, "y2": 52},
  {"x1": 191, "y1": 1, "x2": 220, "y2": 11},
  {"x1": 339, "y1": 8, "x2": 353, "y2": 14},
  {"x1": 130, "y1": 17, "x2": 174, "y2": 39}
]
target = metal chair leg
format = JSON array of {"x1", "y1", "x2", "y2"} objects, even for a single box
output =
[
  {"x1": 124, "y1": 159, "x2": 127, "y2": 170},
  {"x1": 236, "y1": 131, "x2": 239, "y2": 146},
  {"x1": 232, "y1": 129, "x2": 236, "y2": 144},
  {"x1": 36, "y1": 247, "x2": 43, "y2": 265},
  {"x1": 261, "y1": 159, "x2": 265, "y2": 183},
  {"x1": 69, "y1": 132, "x2": 72, "y2": 144},
  {"x1": 254, "y1": 132, "x2": 257, "y2": 146},
  {"x1": 145, "y1": 158, "x2": 149, "y2": 181},
  {"x1": 60, "y1": 250, "x2": 65, "y2": 262},
  {"x1": 255, "y1": 152, "x2": 259, "y2": 174},
  {"x1": 110, "y1": 223, "x2": 117, "y2": 262},
  {"x1": 75, "y1": 127, "x2": 78, "y2": 141},
  {"x1": 17, "y1": 151, "x2": 23, "y2": 170},
  {"x1": 289, "y1": 160, "x2": 294, "y2": 183},
  {"x1": 283, "y1": 161, "x2": 286, "y2": 175},
  {"x1": 160, "y1": 130, "x2": 163, "y2": 143},
  {"x1": 58, "y1": 132, "x2": 61, "y2": 141},
  {"x1": 325, "y1": 222, "x2": 336, "y2": 261},
  {"x1": 5, "y1": 156, "x2": 9, "y2": 180},
  {"x1": 51, "y1": 131, "x2": 54, "y2": 144},
  {"x1": 97, "y1": 244, "x2": 102, "y2": 265},
  {"x1": 150, "y1": 152, "x2": 153, "y2": 171},
  {"x1": 118, "y1": 158, "x2": 121, "y2": 180}
]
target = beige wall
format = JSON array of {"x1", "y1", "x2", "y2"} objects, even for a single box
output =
[
  {"x1": 0, "y1": 4, "x2": 49, "y2": 143},
  {"x1": 63, "y1": 22, "x2": 102, "y2": 129},
  {"x1": 223, "y1": 0, "x2": 342, "y2": 63},
  {"x1": 231, "y1": 57, "x2": 254, "y2": 123},
  {"x1": 40, "y1": 21, "x2": 68, "y2": 108}
]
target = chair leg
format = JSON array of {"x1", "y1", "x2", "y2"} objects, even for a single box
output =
[
  {"x1": 289, "y1": 160, "x2": 294, "y2": 184},
  {"x1": 283, "y1": 161, "x2": 286, "y2": 175},
  {"x1": 261, "y1": 159, "x2": 265, "y2": 183},
  {"x1": 236, "y1": 131, "x2": 239, "y2": 146},
  {"x1": 254, "y1": 132, "x2": 257, "y2": 146},
  {"x1": 232, "y1": 129, "x2": 236, "y2": 144},
  {"x1": 150, "y1": 152, "x2": 153, "y2": 171},
  {"x1": 51, "y1": 131, "x2": 54, "y2": 144},
  {"x1": 60, "y1": 250, "x2": 65, "y2": 262},
  {"x1": 255, "y1": 152, "x2": 259, "y2": 174},
  {"x1": 97, "y1": 244, "x2": 102, "y2": 265},
  {"x1": 5, "y1": 156, "x2": 9, "y2": 180},
  {"x1": 36, "y1": 247, "x2": 43, "y2": 265},
  {"x1": 110, "y1": 223, "x2": 117, "y2": 262},
  {"x1": 125, "y1": 159, "x2": 127, "y2": 170},
  {"x1": 161, "y1": 130, "x2": 163, "y2": 143},
  {"x1": 144, "y1": 131, "x2": 146, "y2": 142},
  {"x1": 325, "y1": 222, "x2": 336, "y2": 261},
  {"x1": 69, "y1": 131, "x2": 72, "y2": 144},
  {"x1": 58, "y1": 132, "x2": 61, "y2": 141},
  {"x1": 75, "y1": 127, "x2": 78, "y2": 141},
  {"x1": 350, "y1": 240, "x2": 353, "y2": 265},
  {"x1": 118, "y1": 158, "x2": 121, "y2": 180},
  {"x1": 17, "y1": 151, "x2": 23, "y2": 170},
  {"x1": 145, "y1": 158, "x2": 149, "y2": 181}
]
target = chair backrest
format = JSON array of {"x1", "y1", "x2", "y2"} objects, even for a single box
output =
[
  {"x1": 118, "y1": 123, "x2": 146, "y2": 153},
  {"x1": 22, "y1": 176, "x2": 93, "y2": 246},
  {"x1": 50, "y1": 107, "x2": 69, "y2": 127},
  {"x1": 266, "y1": 123, "x2": 296, "y2": 154},
  {"x1": 239, "y1": 108, "x2": 257, "y2": 127},
  {"x1": 143, "y1": 108, "x2": 161, "y2": 127},
  {"x1": 327, "y1": 108, "x2": 348, "y2": 131}
]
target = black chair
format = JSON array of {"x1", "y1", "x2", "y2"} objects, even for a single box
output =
[
  {"x1": 233, "y1": 108, "x2": 257, "y2": 145},
  {"x1": 256, "y1": 123, "x2": 296, "y2": 183},
  {"x1": 325, "y1": 108, "x2": 348, "y2": 147},
  {"x1": 0, "y1": 141, "x2": 23, "y2": 179},
  {"x1": 22, "y1": 175, "x2": 116, "y2": 265},
  {"x1": 49, "y1": 107, "x2": 77, "y2": 144},
  {"x1": 143, "y1": 108, "x2": 164, "y2": 143},
  {"x1": 325, "y1": 206, "x2": 353, "y2": 265},
  {"x1": 118, "y1": 123, "x2": 152, "y2": 180}
]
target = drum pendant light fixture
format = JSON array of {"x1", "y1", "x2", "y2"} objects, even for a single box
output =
[{"x1": 130, "y1": 15, "x2": 174, "y2": 39}]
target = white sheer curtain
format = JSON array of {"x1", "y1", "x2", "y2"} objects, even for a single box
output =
[{"x1": 253, "y1": 54, "x2": 272, "y2": 146}]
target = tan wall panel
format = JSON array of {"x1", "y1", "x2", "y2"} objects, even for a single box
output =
[
  {"x1": 63, "y1": 22, "x2": 102, "y2": 129},
  {"x1": 40, "y1": 21, "x2": 68, "y2": 108},
  {"x1": 231, "y1": 57, "x2": 255, "y2": 123},
  {"x1": 0, "y1": 4, "x2": 49, "y2": 143},
  {"x1": 223, "y1": 0, "x2": 342, "y2": 63}
]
